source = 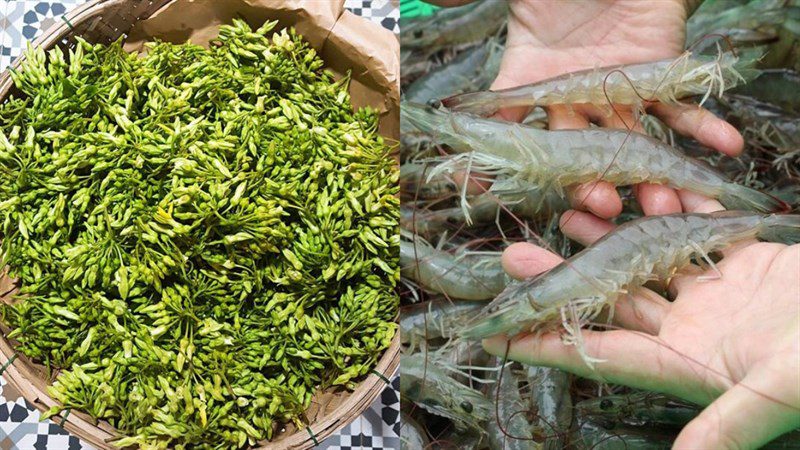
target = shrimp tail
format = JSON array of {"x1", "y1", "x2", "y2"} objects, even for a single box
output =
[
  {"x1": 759, "y1": 214, "x2": 800, "y2": 244},
  {"x1": 718, "y1": 183, "x2": 789, "y2": 213},
  {"x1": 439, "y1": 90, "x2": 501, "y2": 115}
]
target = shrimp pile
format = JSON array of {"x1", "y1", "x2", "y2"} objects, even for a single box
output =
[{"x1": 399, "y1": 2, "x2": 800, "y2": 449}]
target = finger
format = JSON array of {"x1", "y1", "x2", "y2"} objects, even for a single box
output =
[
  {"x1": 501, "y1": 242, "x2": 564, "y2": 281},
  {"x1": 490, "y1": 72, "x2": 534, "y2": 123},
  {"x1": 482, "y1": 330, "x2": 688, "y2": 397},
  {"x1": 567, "y1": 182, "x2": 623, "y2": 219},
  {"x1": 634, "y1": 183, "x2": 683, "y2": 215},
  {"x1": 674, "y1": 359, "x2": 800, "y2": 450},
  {"x1": 608, "y1": 288, "x2": 671, "y2": 335},
  {"x1": 452, "y1": 170, "x2": 493, "y2": 195},
  {"x1": 547, "y1": 104, "x2": 591, "y2": 130},
  {"x1": 667, "y1": 264, "x2": 705, "y2": 299},
  {"x1": 650, "y1": 102, "x2": 744, "y2": 156},
  {"x1": 559, "y1": 210, "x2": 615, "y2": 246},
  {"x1": 590, "y1": 104, "x2": 640, "y2": 131},
  {"x1": 676, "y1": 189, "x2": 724, "y2": 213}
]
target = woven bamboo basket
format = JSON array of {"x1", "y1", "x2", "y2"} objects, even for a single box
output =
[{"x1": 0, "y1": 0, "x2": 400, "y2": 448}]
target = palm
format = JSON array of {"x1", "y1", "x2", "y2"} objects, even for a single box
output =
[
  {"x1": 655, "y1": 243, "x2": 799, "y2": 406},
  {"x1": 488, "y1": 0, "x2": 747, "y2": 221},
  {"x1": 495, "y1": 0, "x2": 687, "y2": 89}
]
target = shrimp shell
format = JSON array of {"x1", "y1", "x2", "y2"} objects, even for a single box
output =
[
  {"x1": 486, "y1": 361, "x2": 540, "y2": 450},
  {"x1": 400, "y1": 239, "x2": 506, "y2": 301},
  {"x1": 400, "y1": 352, "x2": 493, "y2": 432},
  {"x1": 575, "y1": 391, "x2": 699, "y2": 428},
  {"x1": 400, "y1": 300, "x2": 483, "y2": 348},
  {"x1": 440, "y1": 50, "x2": 759, "y2": 116},
  {"x1": 401, "y1": 1, "x2": 507, "y2": 53},
  {"x1": 400, "y1": 411, "x2": 430, "y2": 450},
  {"x1": 401, "y1": 162, "x2": 458, "y2": 200},
  {"x1": 401, "y1": 187, "x2": 566, "y2": 238},
  {"x1": 403, "y1": 103, "x2": 787, "y2": 213},
  {"x1": 405, "y1": 37, "x2": 504, "y2": 105},
  {"x1": 459, "y1": 212, "x2": 800, "y2": 341},
  {"x1": 527, "y1": 367, "x2": 572, "y2": 450}
]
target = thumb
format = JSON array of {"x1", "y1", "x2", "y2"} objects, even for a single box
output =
[{"x1": 674, "y1": 360, "x2": 800, "y2": 449}]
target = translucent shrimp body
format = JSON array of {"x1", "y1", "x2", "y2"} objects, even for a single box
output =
[
  {"x1": 400, "y1": 300, "x2": 483, "y2": 348},
  {"x1": 400, "y1": 239, "x2": 506, "y2": 301},
  {"x1": 401, "y1": 188, "x2": 567, "y2": 238},
  {"x1": 402, "y1": 104, "x2": 787, "y2": 213},
  {"x1": 405, "y1": 38, "x2": 505, "y2": 104},
  {"x1": 400, "y1": 411, "x2": 429, "y2": 450},
  {"x1": 441, "y1": 50, "x2": 759, "y2": 116},
  {"x1": 486, "y1": 362, "x2": 540, "y2": 450},
  {"x1": 459, "y1": 212, "x2": 800, "y2": 340},
  {"x1": 575, "y1": 392, "x2": 700, "y2": 428},
  {"x1": 401, "y1": 0, "x2": 507, "y2": 53},
  {"x1": 527, "y1": 367, "x2": 572, "y2": 450},
  {"x1": 400, "y1": 352, "x2": 492, "y2": 432}
]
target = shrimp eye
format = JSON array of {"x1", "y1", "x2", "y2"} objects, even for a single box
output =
[
  {"x1": 460, "y1": 401, "x2": 473, "y2": 413},
  {"x1": 599, "y1": 399, "x2": 613, "y2": 410}
]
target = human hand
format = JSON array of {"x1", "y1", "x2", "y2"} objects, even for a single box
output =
[
  {"x1": 482, "y1": 195, "x2": 800, "y2": 450},
  {"x1": 428, "y1": 0, "x2": 745, "y2": 227}
]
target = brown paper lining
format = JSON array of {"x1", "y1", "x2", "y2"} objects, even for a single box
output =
[{"x1": 124, "y1": 0, "x2": 400, "y2": 139}]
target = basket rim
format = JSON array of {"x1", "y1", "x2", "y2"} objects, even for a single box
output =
[
  {"x1": 0, "y1": 330, "x2": 400, "y2": 449},
  {"x1": 0, "y1": 0, "x2": 401, "y2": 448}
]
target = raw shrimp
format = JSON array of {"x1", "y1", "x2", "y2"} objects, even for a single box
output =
[
  {"x1": 401, "y1": 411, "x2": 430, "y2": 450},
  {"x1": 527, "y1": 367, "x2": 572, "y2": 450},
  {"x1": 400, "y1": 132, "x2": 433, "y2": 162},
  {"x1": 401, "y1": 162, "x2": 458, "y2": 200},
  {"x1": 402, "y1": 104, "x2": 787, "y2": 213},
  {"x1": 401, "y1": 187, "x2": 567, "y2": 238},
  {"x1": 440, "y1": 339, "x2": 491, "y2": 375},
  {"x1": 572, "y1": 418, "x2": 676, "y2": 450},
  {"x1": 458, "y1": 212, "x2": 800, "y2": 347},
  {"x1": 574, "y1": 398, "x2": 800, "y2": 449},
  {"x1": 486, "y1": 361, "x2": 540, "y2": 450},
  {"x1": 732, "y1": 69, "x2": 800, "y2": 114},
  {"x1": 400, "y1": 1, "x2": 507, "y2": 53},
  {"x1": 686, "y1": 0, "x2": 788, "y2": 47},
  {"x1": 439, "y1": 50, "x2": 759, "y2": 116},
  {"x1": 400, "y1": 239, "x2": 506, "y2": 301},
  {"x1": 575, "y1": 391, "x2": 699, "y2": 429},
  {"x1": 405, "y1": 38, "x2": 504, "y2": 105},
  {"x1": 725, "y1": 94, "x2": 800, "y2": 149},
  {"x1": 401, "y1": 352, "x2": 493, "y2": 432},
  {"x1": 400, "y1": 300, "x2": 484, "y2": 349}
]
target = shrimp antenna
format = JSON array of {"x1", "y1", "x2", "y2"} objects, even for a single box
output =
[
  {"x1": 563, "y1": 44, "x2": 693, "y2": 230},
  {"x1": 492, "y1": 344, "x2": 572, "y2": 445},
  {"x1": 686, "y1": 32, "x2": 738, "y2": 58},
  {"x1": 493, "y1": 340, "x2": 544, "y2": 443}
]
